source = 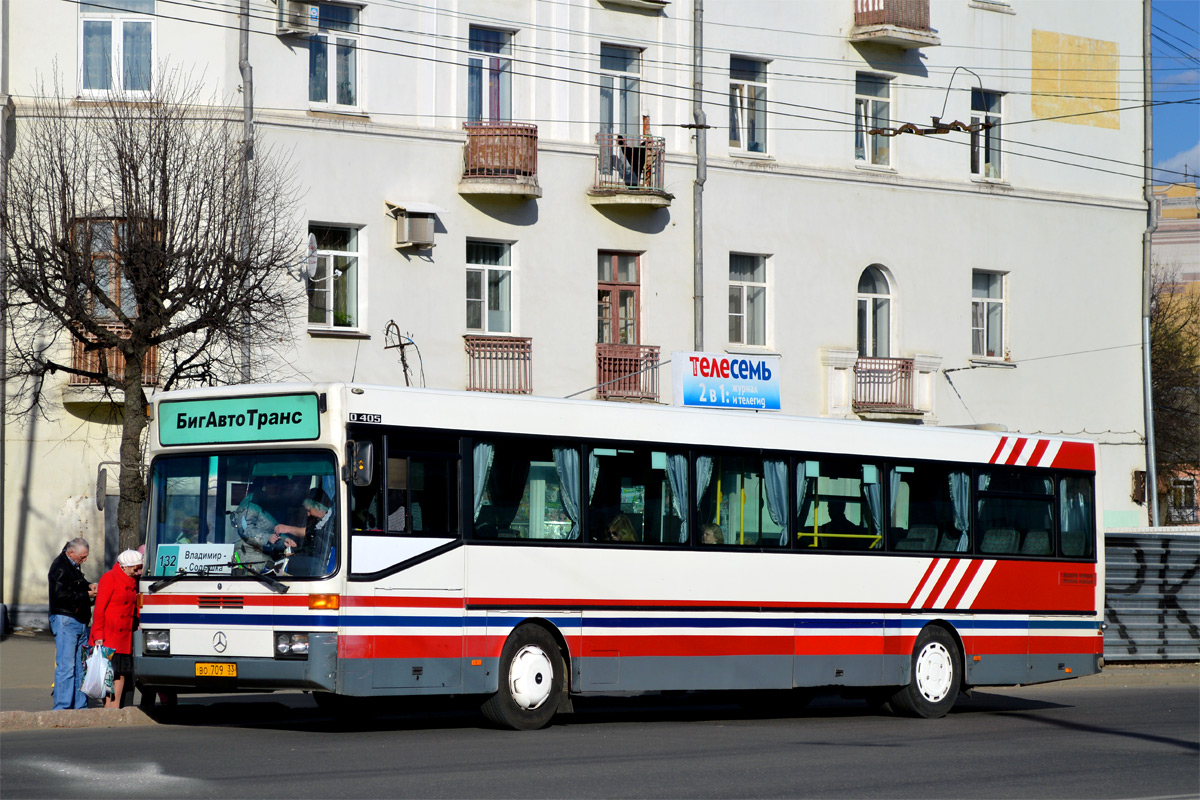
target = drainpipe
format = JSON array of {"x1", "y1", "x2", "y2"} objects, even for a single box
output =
[
  {"x1": 239, "y1": 0, "x2": 254, "y2": 382},
  {"x1": 692, "y1": 0, "x2": 705, "y2": 352},
  {"x1": 1142, "y1": 0, "x2": 1159, "y2": 526}
]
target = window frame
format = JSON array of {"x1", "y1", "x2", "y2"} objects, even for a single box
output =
[
  {"x1": 854, "y1": 73, "x2": 892, "y2": 167},
  {"x1": 728, "y1": 253, "x2": 768, "y2": 347},
  {"x1": 78, "y1": 2, "x2": 155, "y2": 98},
  {"x1": 970, "y1": 89, "x2": 1003, "y2": 180},
  {"x1": 467, "y1": 26, "x2": 514, "y2": 123},
  {"x1": 466, "y1": 239, "x2": 514, "y2": 334},
  {"x1": 597, "y1": 251, "x2": 641, "y2": 345},
  {"x1": 307, "y1": 224, "x2": 363, "y2": 332},
  {"x1": 308, "y1": 2, "x2": 362, "y2": 112},
  {"x1": 971, "y1": 270, "x2": 1006, "y2": 360},
  {"x1": 729, "y1": 56, "x2": 768, "y2": 155},
  {"x1": 856, "y1": 265, "x2": 892, "y2": 358},
  {"x1": 599, "y1": 44, "x2": 642, "y2": 137}
]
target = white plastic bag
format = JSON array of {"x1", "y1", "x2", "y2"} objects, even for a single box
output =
[{"x1": 81, "y1": 646, "x2": 110, "y2": 700}]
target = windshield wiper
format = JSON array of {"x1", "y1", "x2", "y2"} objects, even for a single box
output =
[{"x1": 146, "y1": 559, "x2": 289, "y2": 594}]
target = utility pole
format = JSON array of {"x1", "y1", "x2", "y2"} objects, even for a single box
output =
[
  {"x1": 238, "y1": 0, "x2": 254, "y2": 382},
  {"x1": 692, "y1": 0, "x2": 705, "y2": 352},
  {"x1": 1, "y1": 0, "x2": 11, "y2": 632},
  {"x1": 1142, "y1": 0, "x2": 1159, "y2": 525}
]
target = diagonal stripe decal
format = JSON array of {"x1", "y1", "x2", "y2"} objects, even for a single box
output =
[
  {"x1": 933, "y1": 559, "x2": 972, "y2": 608},
  {"x1": 911, "y1": 559, "x2": 948, "y2": 608},
  {"x1": 956, "y1": 560, "x2": 997, "y2": 609}
]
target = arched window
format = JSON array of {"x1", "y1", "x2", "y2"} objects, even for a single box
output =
[{"x1": 857, "y1": 266, "x2": 891, "y2": 357}]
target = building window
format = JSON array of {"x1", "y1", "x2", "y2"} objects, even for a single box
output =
[
  {"x1": 1167, "y1": 477, "x2": 1198, "y2": 524},
  {"x1": 309, "y1": 3, "x2": 359, "y2": 109},
  {"x1": 729, "y1": 57, "x2": 767, "y2": 154},
  {"x1": 80, "y1": 0, "x2": 154, "y2": 96},
  {"x1": 971, "y1": 90, "x2": 1002, "y2": 179},
  {"x1": 74, "y1": 219, "x2": 138, "y2": 320},
  {"x1": 971, "y1": 271, "x2": 1005, "y2": 358},
  {"x1": 468, "y1": 27, "x2": 512, "y2": 123},
  {"x1": 308, "y1": 225, "x2": 360, "y2": 329},
  {"x1": 854, "y1": 73, "x2": 890, "y2": 166},
  {"x1": 466, "y1": 240, "x2": 512, "y2": 333},
  {"x1": 597, "y1": 252, "x2": 640, "y2": 344},
  {"x1": 599, "y1": 45, "x2": 641, "y2": 137},
  {"x1": 729, "y1": 254, "x2": 767, "y2": 346},
  {"x1": 857, "y1": 265, "x2": 891, "y2": 357}
]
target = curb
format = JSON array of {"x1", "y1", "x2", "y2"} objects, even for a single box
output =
[{"x1": 0, "y1": 706, "x2": 157, "y2": 732}]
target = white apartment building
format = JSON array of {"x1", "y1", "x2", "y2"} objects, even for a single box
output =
[{"x1": 1, "y1": 0, "x2": 1150, "y2": 620}]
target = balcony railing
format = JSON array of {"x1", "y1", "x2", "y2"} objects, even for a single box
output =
[
  {"x1": 596, "y1": 343, "x2": 660, "y2": 401},
  {"x1": 461, "y1": 122, "x2": 540, "y2": 196},
  {"x1": 70, "y1": 321, "x2": 159, "y2": 386},
  {"x1": 465, "y1": 335, "x2": 532, "y2": 394},
  {"x1": 591, "y1": 133, "x2": 668, "y2": 196},
  {"x1": 853, "y1": 357, "x2": 914, "y2": 412},
  {"x1": 851, "y1": 0, "x2": 939, "y2": 47}
]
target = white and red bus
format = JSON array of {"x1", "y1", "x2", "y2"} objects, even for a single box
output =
[{"x1": 135, "y1": 382, "x2": 1104, "y2": 728}]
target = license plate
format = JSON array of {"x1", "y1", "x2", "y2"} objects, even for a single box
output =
[{"x1": 195, "y1": 662, "x2": 237, "y2": 678}]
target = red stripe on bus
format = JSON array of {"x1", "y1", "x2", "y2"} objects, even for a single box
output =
[
  {"x1": 583, "y1": 635, "x2": 795, "y2": 658},
  {"x1": 342, "y1": 595, "x2": 465, "y2": 609},
  {"x1": 339, "y1": 634, "x2": 465, "y2": 660},
  {"x1": 988, "y1": 437, "x2": 1008, "y2": 464},
  {"x1": 1027, "y1": 439, "x2": 1050, "y2": 466},
  {"x1": 919, "y1": 561, "x2": 959, "y2": 609},
  {"x1": 1029, "y1": 635, "x2": 1105, "y2": 655},
  {"x1": 1051, "y1": 442, "x2": 1096, "y2": 471},
  {"x1": 905, "y1": 559, "x2": 942, "y2": 607},
  {"x1": 945, "y1": 560, "x2": 984, "y2": 608},
  {"x1": 1004, "y1": 438, "x2": 1029, "y2": 465},
  {"x1": 970, "y1": 561, "x2": 1098, "y2": 613},
  {"x1": 466, "y1": 597, "x2": 896, "y2": 610}
]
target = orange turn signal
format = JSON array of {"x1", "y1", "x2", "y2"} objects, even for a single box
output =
[
  {"x1": 471, "y1": 659, "x2": 483, "y2": 666},
  {"x1": 308, "y1": 594, "x2": 340, "y2": 610}
]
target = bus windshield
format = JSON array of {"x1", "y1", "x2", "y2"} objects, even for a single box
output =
[{"x1": 146, "y1": 450, "x2": 339, "y2": 580}]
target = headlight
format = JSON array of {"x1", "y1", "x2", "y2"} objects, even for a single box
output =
[
  {"x1": 144, "y1": 630, "x2": 170, "y2": 654},
  {"x1": 274, "y1": 632, "x2": 309, "y2": 659}
]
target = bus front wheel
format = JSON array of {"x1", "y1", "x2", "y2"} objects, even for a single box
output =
[
  {"x1": 890, "y1": 626, "x2": 960, "y2": 719},
  {"x1": 481, "y1": 625, "x2": 563, "y2": 731}
]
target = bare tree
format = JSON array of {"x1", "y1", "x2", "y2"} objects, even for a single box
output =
[
  {"x1": 1150, "y1": 260, "x2": 1200, "y2": 517},
  {"x1": 2, "y1": 70, "x2": 304, "y2": 550}
]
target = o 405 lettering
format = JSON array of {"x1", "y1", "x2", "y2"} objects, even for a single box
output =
[{"x1": 349, "y1": 413, "x2": 382, "y2": 423}]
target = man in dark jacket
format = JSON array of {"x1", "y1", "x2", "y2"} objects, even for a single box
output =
[{"x1": 47, "y1": 538, "x2": 97, "y2": 709}]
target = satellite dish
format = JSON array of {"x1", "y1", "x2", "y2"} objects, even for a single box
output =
[{"x1": 306, "y1": 233, "x2": 318, "y2": 280}]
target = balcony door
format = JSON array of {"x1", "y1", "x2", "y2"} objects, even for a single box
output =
[
  {"x1": 856, "y1": 265, "x2": 891, "y2": 358},
  {"x1": 598, "y1": 252, "x2": 640, "y2": 345}
]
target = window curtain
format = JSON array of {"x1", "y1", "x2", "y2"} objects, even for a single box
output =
[
  {"x1": 468, "y1": 58, "x2": 483, "y2": 122},
  {"x1": 795, "y1": 461, "x2": 816, "y2": 532},
  {"x1": 950, "y1": 471, "x2": 970, "y2": 551},
  {"x1": 472, "y1": 442, "x2": 494, "y2": 520},
  {"x1": 862, "y1": 467, "x2": 883, "y2": 539},
  {"x1": 553, "y1": 448, "x2": 581, "y2": 540},
  {"x1": 665, "y1": 454, "x2": 689, "y2": 543},
  {"x1": 763, "y1": 460, "x2": 788, "y2": 545},
  {"x1": 489, "y1": 449, "x2": 529, "y2": 530},
  {"x1": 694, "y1": 455, "x2": 714, "y2": 522},
  {"x1": 588, "y1": 451, "x2": 600, "y2": 502},
  {"x1": 889, "y1": 469, "x2": 902, "y2": 518}
]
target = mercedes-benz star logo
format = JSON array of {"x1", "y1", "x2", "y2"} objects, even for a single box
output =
[{"x1": 212, "y1": 631, "x2": 228, "y2": 653}]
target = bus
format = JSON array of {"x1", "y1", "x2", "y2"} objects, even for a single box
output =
[{"x1": 134, "y1": 382, "x2": 1104, "y2": 729}]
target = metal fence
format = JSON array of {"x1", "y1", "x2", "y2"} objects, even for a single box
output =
[
  {"x1": 464, "y1": 335, "x2": 533, "y2": 394},
  {"x1": 1104, "y1": 529, "x2": 1200, "y2": 662},
  {"x1": 852, "y1": 356, "x2": 914, "y2": 412}
]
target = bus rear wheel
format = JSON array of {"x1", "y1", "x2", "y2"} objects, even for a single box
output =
[
  {"x1": 890, "y1": 626, "x2": 960, "y2": 719},
  {"x1": 481, "y1": 625, "x2": 563, "y2": 731}
]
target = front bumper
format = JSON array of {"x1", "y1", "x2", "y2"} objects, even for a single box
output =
[{"x1": 133, "y1": 631, "x2": 338, "y2": 692}]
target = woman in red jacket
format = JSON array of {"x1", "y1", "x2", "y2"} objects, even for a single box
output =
[{"x1": 89, "y1": 549, "x2": 142, "y2": 708}]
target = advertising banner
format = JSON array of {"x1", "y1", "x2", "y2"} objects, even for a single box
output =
[{"x1": 671, "y1": 351, "x2": 781, "y2": 411}]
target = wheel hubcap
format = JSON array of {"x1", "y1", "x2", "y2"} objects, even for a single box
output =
[
  {"x1": 914, "y1": 641, "x2": 954, "y2": 703},
  {"x1": 508, "y1": 644, "x2": 553, "y2": 711}
]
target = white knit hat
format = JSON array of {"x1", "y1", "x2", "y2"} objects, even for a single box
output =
[{"x1": 117, "y1": 549, "x2": 143, "y2": 567}]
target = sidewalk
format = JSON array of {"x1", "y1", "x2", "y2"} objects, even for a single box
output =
[{"x1": 2, "y1": 628, "x2": 1196, "y2": 732}]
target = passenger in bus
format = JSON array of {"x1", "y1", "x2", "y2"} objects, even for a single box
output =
[
  {"x1": 699, "y1": 522, "x2": 724, "y2": 545},
  {"x1": 604, "y1": 514, "x2": 638, "y2": 542},
  {"x1": 273, "y1": 488, "x2": 333, "y2": 558},
  {"x1": 232, "y1": 477, "x2": 283, "y2": 570}
]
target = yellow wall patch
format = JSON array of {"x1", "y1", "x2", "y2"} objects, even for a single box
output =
[{"x1": 1031, "y1": 30, "x2": 1120, "y2": 129}]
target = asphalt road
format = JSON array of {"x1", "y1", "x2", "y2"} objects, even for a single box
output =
[{"x1": 2, "y1": 683, "x2": 1196, "y2": 799}]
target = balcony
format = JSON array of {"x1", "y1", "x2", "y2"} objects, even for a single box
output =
[
  {"x1": 459, "y1": 122, "x2": 542, "y2": 199},
  {"x1": 853, "y1": 357, "x2": 917, "y2": 412},
  {"x1": 465, "y1": 335, "x2": 533, "y2": 394},
  {"x1": 70, "y1": 321, "x2": 159, "y2": 387},
  {"x1": 850, "y1": 0, "x2": 940, "y2": 49},
  {"x1": 596, "y1": 343, "x2": 660, "y2": 401},
  {"x1": 588, "y1": 133, "x2": 672, "y2": 208}
]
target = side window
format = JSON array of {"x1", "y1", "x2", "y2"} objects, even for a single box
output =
[
  {"x1": 976, "y1": 468, "x2": 1055, "y2": 556},
  {"x1": 729, "y1": 254, "x2": 767, "y2": 347},
  {"x1": 80, "y1": 0, "x2": 154, "y2": 96},
  {"x1": 589, "y1": 446, "x2": 687, "y2": 545},
  {"x1": 350, "y1": 438, "x2": 383, "y2": 532},
  {"x1": 971, "y1": 271, "x2": 1006, "y2": 359},
  {"x1": 889, "y1": 463, "x2": 971, "y2": 553},
  {"x1": 970, "y1": 89, "x2": 1003, "y2": 179},
  {"x1": 695, "y1": 452, "x2": 787, "y2": 547},
  {"x1": 729, "y1": 57, "x2": 767, "y2": 154},
  {"x1": 854, "y1": 73, "x2": 890, "y2": 166},
  {"x1": 466, "y1": 240, "x2": 513, "y2": 333},
  {"x1": 386, "y1": 433, "x2": 461, "y2": 537},
  {"x1": 468, "y1": 26, "x2": 513, "y2": 122},
  {"x1": 472, "y1": 439, "x2": 577, "y2": 540},
  {"x1": 1059, "y1": 475, "x2": 1095, "y2": 558},
  {"x1": 796, "y1": 457, "x2": 884, "y2": 550}
]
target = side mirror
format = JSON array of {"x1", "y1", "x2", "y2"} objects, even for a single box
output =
[{"x1": 349, "y1": 441, "x2": 374, "y2": 487}]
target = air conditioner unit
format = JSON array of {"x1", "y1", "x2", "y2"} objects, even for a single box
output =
[
  {"x1": 276, "y1": 0, "x2": 318, "y2": 36},
  {"x1": 394, "y1": 214, "x2": 435, "y2": 249}
]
